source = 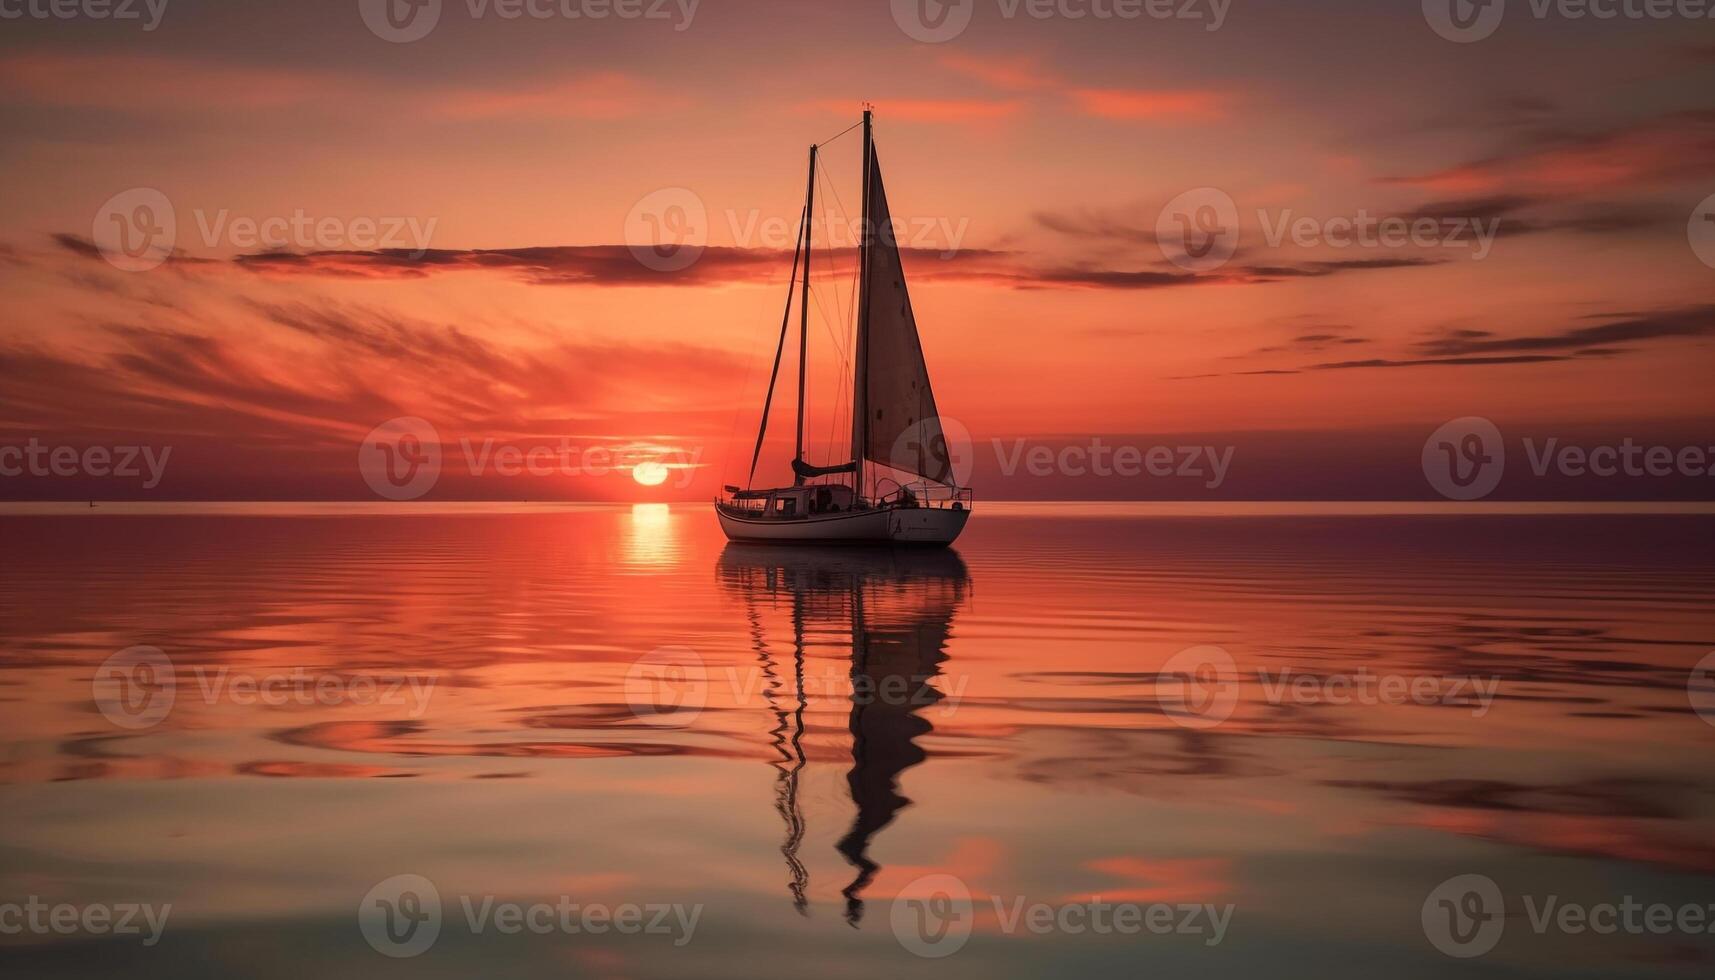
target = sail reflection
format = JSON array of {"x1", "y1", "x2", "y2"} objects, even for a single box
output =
[{"x1": 717, "y1": 545, "x2": 970, "y2": 924}]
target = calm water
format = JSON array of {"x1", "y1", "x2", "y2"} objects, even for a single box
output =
[{"x1": 2, "y1": 504, "x2": 1713, "y2": 978}]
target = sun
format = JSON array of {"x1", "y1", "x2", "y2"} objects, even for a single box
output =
[{"x1": 631, "y1": 460, "x2": 670, "y2": 487}]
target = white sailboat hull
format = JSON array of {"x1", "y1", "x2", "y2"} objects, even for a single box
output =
[{"x1": 716, "y1": 504, "x2": 969, "y2": 545}]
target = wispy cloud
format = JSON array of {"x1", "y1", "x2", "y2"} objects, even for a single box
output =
[
  {"x1": 936, "y1": 51, "x2": 1234, "y2": 123},
  {"x1": 0, "y1": 53, "x2": 675, "y2": 122},
  {"x1": 1382, "y1": 109, "x2": 1715, "y2": 195},
  {"x1": 1414, "y1": 305, "x2": 1715, "y2": 357}
]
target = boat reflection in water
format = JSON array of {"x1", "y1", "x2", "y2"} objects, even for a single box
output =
[{"x1": 716, "y1": 544, "x2": 970, "y2": 925}]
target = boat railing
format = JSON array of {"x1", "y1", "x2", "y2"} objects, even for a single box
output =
[
  {"x1": 873, "y1": 483, "x2": 972, "y2": 510},
  {"x1": 716, "y1": 495, "x2": 769, "y2": 514},
  {"x1": 718, "y1": 483, "x2": 971, "y2": 515}
]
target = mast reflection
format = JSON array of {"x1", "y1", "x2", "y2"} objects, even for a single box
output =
[{"x1": 717, "y1": 545, "x2": 970, "y2": 925}]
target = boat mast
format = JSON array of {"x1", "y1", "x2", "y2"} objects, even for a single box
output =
[
  {"x1": 851, "y1": 109, "x2": 873, "y2": 500},
  {"x1": 794, "y1": 144, "x2": 816, "y2": 483}
]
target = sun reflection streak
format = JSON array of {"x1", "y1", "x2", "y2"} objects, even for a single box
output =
[{"x1": 621, "y1": 502, "x2": 678, "y2": 568}]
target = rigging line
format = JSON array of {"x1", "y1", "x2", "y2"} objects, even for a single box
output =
[
  {"x1": 807, "y1": 282, "x2": 851, "y2": 371},
  {"x1": 807, "y1": 160, "x2": 851, "y2": 354},
  {"x1": 815, "y1": 156, "x2": 859, "y2": 342},
  {"x1": 815, "y1": 119, "x2": 862, "y2": 149},
  {"x1": 798, "y1": 170, "x2": 862, "y2": 472},
  {"x1": 820, "y1": 161, "x2": 862, "y2": 471},
  {"x1": 802, "y1": 158, "x2": 860, "y2": 471},
  {"x1": 747, "y1": 204, "x2": 809, "y2": 488},
  {"x1": 720, "y1": 228, "x2": 798, "y2": 486},
  {"x1": 828, "y1": 263, "x2": 857, "y2": 449},
  {"x1": 814, "y1": 152, "x2": 858, "y2": 294},
  {"x1": 813, "y1": 151, "x2": 862, "y2": 349},
  {"x1": 806, "y1": 282, "x2": 852, "y2": 471}
]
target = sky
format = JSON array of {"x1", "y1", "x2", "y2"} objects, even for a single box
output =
[{"x1": 0, "y1": 0, "x2": 1711, "y2": 500}]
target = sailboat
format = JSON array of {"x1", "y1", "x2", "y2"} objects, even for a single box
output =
[{"x1": 716, "y1": 110, "x2": 972, "y2": 546}]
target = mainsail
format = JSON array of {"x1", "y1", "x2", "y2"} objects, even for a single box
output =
[{"x1": 853, "y1": 145, "x2": 954, "y2": 487}]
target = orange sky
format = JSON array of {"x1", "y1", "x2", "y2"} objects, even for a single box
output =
[{"x1": 1, "y1": 0, "x2": 1711, "y2": 499}]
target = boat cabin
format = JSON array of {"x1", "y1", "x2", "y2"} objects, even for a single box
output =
[{"x1": 726, "y1": 484, "x2": 857, "y2": 519}]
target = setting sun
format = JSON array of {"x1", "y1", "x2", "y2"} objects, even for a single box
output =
[{"x1": 632, "y1": 460, "x2": 670, "y2": 487}]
